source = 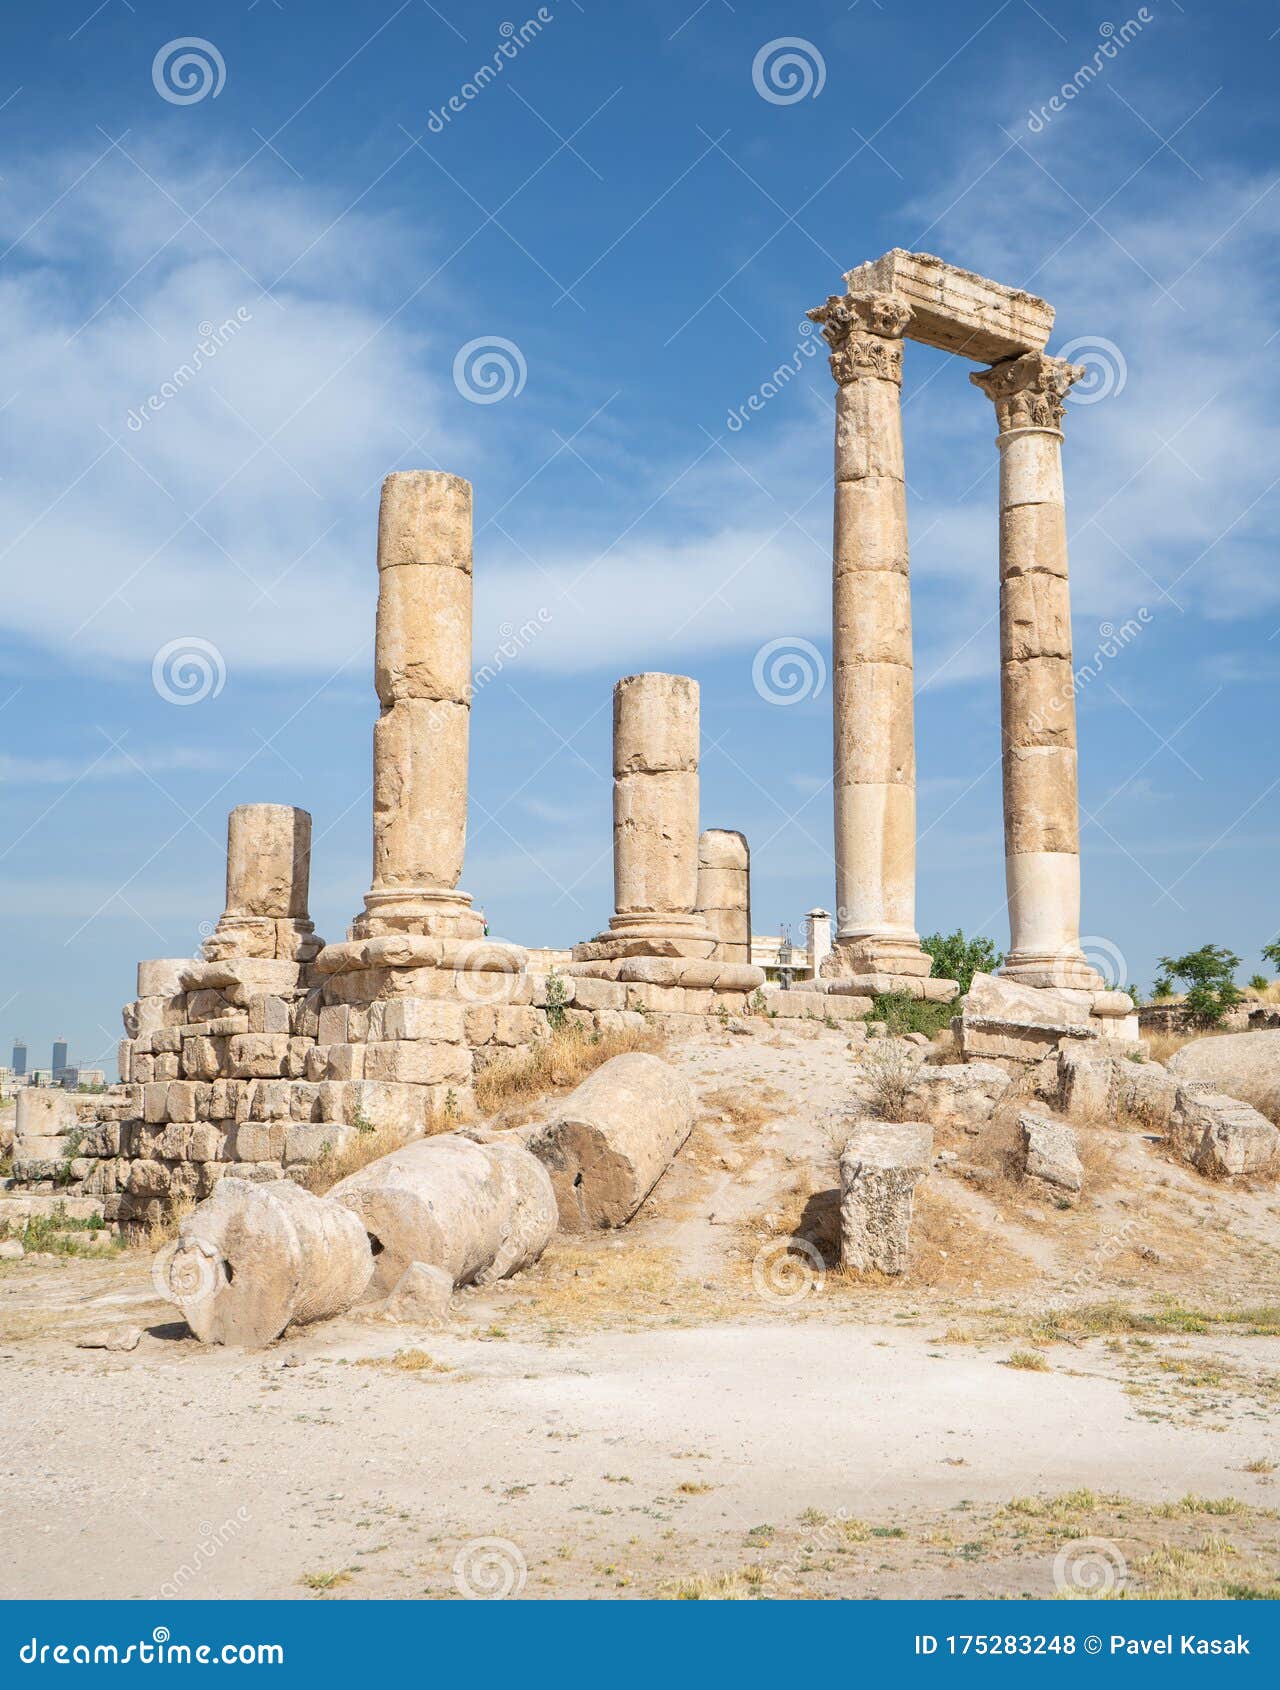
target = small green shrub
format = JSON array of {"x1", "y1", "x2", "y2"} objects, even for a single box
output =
[
  {"x1": 1249, "y1": 974, "x2": 1268, "y2": 993},
  {"x1": 1157, "y1": 945, "x2": 1241, "y2": 1026},
  {"x1": 919, "y1": 929, "x2": 1003, "y2": 995},
  {"x1": 868, "y1": 992, "x2": 953, "y2": 1039},
  {"x1": 544, "y1": 969, "x2": 568, "y2": 1032}
]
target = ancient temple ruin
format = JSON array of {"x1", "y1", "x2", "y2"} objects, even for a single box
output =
[{"x1": 12, "y1": 251, "x2": 1147, "y2": 1222}]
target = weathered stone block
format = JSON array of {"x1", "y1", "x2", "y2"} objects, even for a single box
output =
[
  {"x1": 362, "y1": 1040, "x2": 470, "y2": 1085},
  {"x1": 839, "y1": 1121, "x2": 932, "y2": 1274}
]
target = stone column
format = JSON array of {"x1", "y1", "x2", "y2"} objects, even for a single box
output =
[
  {"x1": 204, "y1": 804, "x2": 319, "y2": 961},
  {"x1": 576, "y1": 674, "x2": 715, "y2": 960},
  {"x1": 806, "y1": 291, "x2": 933, "y2": 987},
  {"x1": 696, "y1": 829, "x2": 751, "y2": 964},
  {"x1": 970, "y1": 352, "x2": 1102, "y2": 989},
  {"x1": 805, "y1": 908, "x2": 833, "y2": 977},
  {"x1": 353, "y1": 471, "x2": 482, "y2": 941}
]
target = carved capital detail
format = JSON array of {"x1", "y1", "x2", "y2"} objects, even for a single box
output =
[
  {"x1": 970, "y1": 351, "x2": 1083, "y2": 433},
  {"x1": 806, "y1": 291, "x2": 912, "y2": 386}
]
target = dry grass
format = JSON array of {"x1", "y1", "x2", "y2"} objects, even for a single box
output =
[
  {"x1": 130, "y1": 1192, "x2": 195, "y2": 1251},
  {"x1": 476, "y1": 1023, "x2": 663, "y2": 1123},
  {"x1": 510, "y1": 1241, "x2": 724, "y2": 1331},
  {"x1": 861, "y1": 1039, "x2": 923, "y2": 1124},
  {"x1": 700, "y1": 1086, "x2": 783, "y2": 1133},
  {"x1": 357, "y1": 1347, "x2": 452, "y2": 1375},
  {"x1": 1004, "y1": 1348, "x2": 1050, "y2": 1371},
  {"x1": 1115, "y1": 1534, "x2": 1279, "y2": 1600},
  {"x1": 300, "y1": 1120, "x2": 428, "y2": 1195}
]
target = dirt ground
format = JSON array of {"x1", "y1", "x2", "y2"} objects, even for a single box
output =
[{"x1": 2, "y1": 1022, "x2": 1279, "y2": 1601}]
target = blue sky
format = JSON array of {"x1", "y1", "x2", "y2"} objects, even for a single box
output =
[{"x1": 2, "y1": 0, "x2": 1279, "y2": 1074}]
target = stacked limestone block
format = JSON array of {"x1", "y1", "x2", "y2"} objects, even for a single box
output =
[{"x1": 696, "y1": 829, "x2": 751, "y2": 965}]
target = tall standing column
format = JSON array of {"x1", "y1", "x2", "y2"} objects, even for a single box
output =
[
  {"x1": 204, "y1": 804, "x2": 319, "y2": 961},
  {"x1": 806, "y1": 291, "x2": 932, "y2": 986},
  {"x1": 574, "y1": 673, "x2": 716, "y2": 961},
  {"x1": 970, "y1": 352, "x2": 1102, "y2": 989},
  {"x1": 353, "y1": 471, "x2": 483, "y2": 941}
]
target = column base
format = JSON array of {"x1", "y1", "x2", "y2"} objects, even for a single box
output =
[
  {"x1": 1000, "y1": 951, "x2": 1106, "y2": 991},
  {"x1": 572, "y1": 911, "x2": 717, "y2": 963},
  {"x1": 203, "y1": 916, "x2": 322, "y2": 963},
  {"x1": 820, "y1": 934, "x2": 934, "y2": 980},
  {"x1": 351, "y1": 886, "x2": 485, "y2": 941}
]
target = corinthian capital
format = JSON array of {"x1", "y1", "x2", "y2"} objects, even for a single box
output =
[
  {"x1": 806, "y1": 290, "x2": 912, "y2": 386},
  {"x1": 970, "y1": 351, "x2": 1083, "y2": 433}
]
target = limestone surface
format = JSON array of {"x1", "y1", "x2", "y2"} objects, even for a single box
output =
[
  {"x1": 524, "y1": 1052, "x2": 696, "y2": 1230},
  {"x1": 1167, "y1": 1030, "x2": 1280, "y2": 1124},
  {"x1": 838, "y1": 1120, "x2": 932, "y2": 1274}
]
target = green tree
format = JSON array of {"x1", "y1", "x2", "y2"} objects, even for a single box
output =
[
  {"x1": 1260, "y1": 939, "x2": 1280, "y2": 976},
  {"x1": 919, "y1": 929, "x2": 1003, "y2": 996},
  {"x1": 1156, "y1": 944, "x2": 1242, "y2": 1026}
]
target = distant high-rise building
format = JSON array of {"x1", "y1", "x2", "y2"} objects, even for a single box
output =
[
  {"x1": 11, "y1": 1040, "x2": 27, "y2": 1076},
  {"x1": 52, "y1": 1037, "x2": 68, "y2": 1075}
]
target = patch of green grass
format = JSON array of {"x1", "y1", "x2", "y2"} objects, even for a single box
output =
[
  {"x1": 299, "y1": 1568, "x2": 353, "y2": 1591},
  {"x1": 867, "y1": 992, "x2": 953, "y2": 1039},
  {"x1": 0, "y1": 1204, "x2": 115, "y2": 1257}
]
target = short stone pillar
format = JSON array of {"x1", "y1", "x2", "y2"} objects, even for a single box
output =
[
  {"x1": 805, "y1": 908, "x2": 833, "y2": 977},
  {"x1": 576, "y1": 674, "x2": 715, "y2": 960},
  {"x1": 353, "y1": 471, "x2": 483, "y2": 940},
  {"x1": 970, "y1": 352, "x2": 1102, "y2": 989},
  {"x1": 203, "y1": 804, "x2": 319, "y2": 961},
  {"x1": 806, "y1": 290, "x2": 934, "y2": 990},
  {"x1": 696, "y1": 829, "x2": 751, "y2": 964}
]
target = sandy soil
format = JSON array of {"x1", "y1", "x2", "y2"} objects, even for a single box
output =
[{"x1": 3, "y1": 1023, "x2": 1279, "y2": 1600}]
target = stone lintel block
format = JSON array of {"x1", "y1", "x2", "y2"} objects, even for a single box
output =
[
  {"x1": 613, "y1": 672, "x2": 700, "y2": 775},
  {"x1": 137, "y1": 959, "x2": 191, "y2": 999},
  {"x1": 833, "y1": 478, "x2": 909, "y2": 574},
  {"x1": 182, "y1": 958, "x2": 305, "y2": 996},
  {"x1": 842, "y1": 250, "x2": 1053, "y2": 363},
  {"x1": 362, "y1": 1040, "x2": 471, "y2": 1085},
  {"x1": 227, "y1": 1033, "x2": 310, "y2": 1079},
  {"x1": 834, "y1": 379, "x2": 906, "y2": 482}
]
